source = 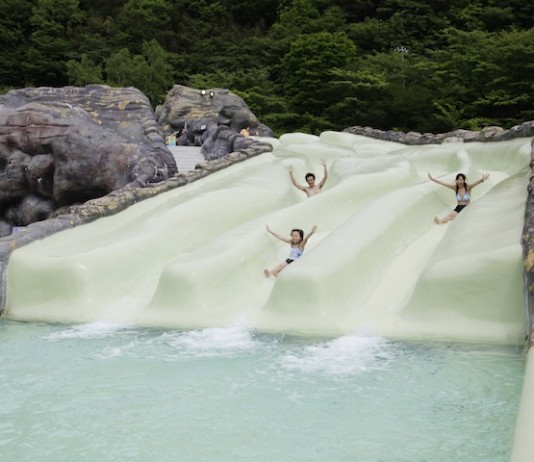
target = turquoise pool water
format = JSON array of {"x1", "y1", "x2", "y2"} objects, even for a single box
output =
[{"x1": 0, "y1": 320, "x2": 524, "y2": 462}]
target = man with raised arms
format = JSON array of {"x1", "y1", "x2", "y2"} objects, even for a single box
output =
[{"x1": 288, "y1": 159, "x2": 328, "y2": 197}]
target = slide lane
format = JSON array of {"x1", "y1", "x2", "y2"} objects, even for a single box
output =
[
  {"x1": 5, "y1": 133, "x2": 532, "y2": 343},
  {"x1": 6, "y1": 154, "x2": 295, "y2": 321},
  {"x1": 385, "y1": 171, "x2": 528, "y2": 343}
]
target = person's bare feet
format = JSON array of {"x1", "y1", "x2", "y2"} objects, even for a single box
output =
[
  {"x1": 434, "y1": 216, "x2": 442, "y2": 224},
  {"x1": 264, "y1": 269, "x2": 270, "y2": 278}
]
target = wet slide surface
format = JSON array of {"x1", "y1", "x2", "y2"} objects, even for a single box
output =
[{"x1": 5, "y1": 132, "x2": 532, "y2": 343}]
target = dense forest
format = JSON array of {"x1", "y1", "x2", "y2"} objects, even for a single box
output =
[{"x1": 0, "y1": 0, "x2": 533, "y2": 135}]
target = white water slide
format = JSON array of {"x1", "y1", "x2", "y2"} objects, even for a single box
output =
[{"x1": 5, "y1": 132, "x2": 531, "y2": 344}]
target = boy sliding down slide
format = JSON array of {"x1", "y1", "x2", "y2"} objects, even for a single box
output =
[{"x1": 288, "y1": 159, "x2": 328, "y2": 197}]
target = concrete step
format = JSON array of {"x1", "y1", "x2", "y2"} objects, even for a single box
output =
[{"x1": 168, "y1": 146, "x2": 206, "y2": 173}]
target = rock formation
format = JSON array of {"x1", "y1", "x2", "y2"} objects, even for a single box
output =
[
  {"x1": 0, "y1": 85, "x2": 177, "y2": 235},
  {"x1": 344, "y1": 120, "x2": 534, "y2": 144},
  {"x1": 155, "y1": 85, "x2": 274, "y2": 138},
  {"x1": 200, "y1": 124, "x2": 272, "y2": 161},
  {"x1": 156, "y1": 85, "x2": 274, "y2": 161}
]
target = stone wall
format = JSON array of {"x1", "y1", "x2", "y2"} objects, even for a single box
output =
[
  {"x1": 344, "y1": 120, "x2": 534, "y2": 144},
  {"x1": 522, "y1": 137, "x2": 534, "y2": 347}
]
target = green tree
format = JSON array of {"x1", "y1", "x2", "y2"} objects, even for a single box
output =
[
  {"x1": 105, "y1": 40, "x2": 175, "y2": 105},
  {"x1": 0, "y1": 0, "x2": 32, "y2": 86},
  {"x1": 66, "y1": 54, "x2": 104, "y2": 86},
  {"x1": 428, "y1": 26, "x2": 534, "y2": 129},
  {"x1": 324, "y1": 67, "x2": 389, "y2": 130},
  {"x1": 471, "y1": 28, "x2": 534, "y2": 125},
  {"x1": 374, "y1": 0, "x2": 452, "y2": 53},
  {"x1": 0, "y1": 0, "x2": 532, "y2": 134},
  {"x1": 450, "y1": 0, "x2": 515, "y2": 31},
  {"x1": 79, "y1": 0, "x2": 124, "y2": 18},
  {"x1": 119, "y1": 0, "x2": 172, "y2": 50},
  {"x1": 105, "y1": 48, "x2": 147, "y2": 88},
  {"x1": 224, "y1": 0, "x2": 279, "y2": 28},
  {"x1": 141, "y1": 39, "x2": 176, "y2": 104},
  {"x1": 266, "y1": 0, "x2": 348, "y2": 83},
  {"x1": 348, "y1": 18, "x2": 391, "y2": 53},
  {"x1": 23, "y1": 0, "x2": 85, "y2": 86},
  {"x1": 281, "y1": 31, "x2": 356, "y2": 117}
]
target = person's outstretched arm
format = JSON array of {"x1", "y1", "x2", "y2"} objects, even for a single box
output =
[
  {"x1": 301, "y1": 225, "x2": 318, "y2": 249},
  {"x1": 288, "y1": 166, "x2": 307, "y2": 192},
  {"x1": 318, "y1": 159, "x2": 328, "y2": 189},
  {"x1": 266, "y1": 225, "x2": 291, "y2": 243},
  {"x1": 427, "y1": 173, "x2": 456, "y2": 190},
  {"x1": 468, "y1": 173, "x2": 490, "y2": 190}
]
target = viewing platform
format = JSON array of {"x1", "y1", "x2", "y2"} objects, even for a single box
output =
[{"x1": 168, "y1": 145, "x2": 205, "y2": 173}]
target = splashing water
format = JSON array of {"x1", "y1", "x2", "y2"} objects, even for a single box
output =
[{"x1": 279, "y1": 331, "x2": 395, "y2": 376}]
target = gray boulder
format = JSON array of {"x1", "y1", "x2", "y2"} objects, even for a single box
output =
[
  {"x1": 179, "y1": 118, "x2": 219, "y2": 146},
  {"x1": 0, "y1": 85, "x2": 177, "y2": 227},
  {"x1": 156, "y1": 85, "x2": 274, "y2": 137},
  {"x1": 0, "y1": 220, "x2": 12, "y2": 238},
  {"x1": 5, "y1": 194, "x2": 55, "y2": 226},
  {"x1": 156, "y1": 85, "x2": 275, "y2": 161},
  {"x1": 201, "y1": 124, "x2": 272, "y2": 161}
]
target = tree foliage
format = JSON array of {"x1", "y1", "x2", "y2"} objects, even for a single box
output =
[
  {"x1": 0, "y1": 0, "x2": 532, "y2": 134},
  {"x1": 281, "y1": 32, "x2": 356, "y2": 115},
  {"x1": 23, "y1": 0, "x2": 85, "y2": 86}
]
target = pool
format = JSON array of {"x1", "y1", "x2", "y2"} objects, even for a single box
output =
[{"x1": 0, "y1": 320, "x2": 524, "y2": 462}]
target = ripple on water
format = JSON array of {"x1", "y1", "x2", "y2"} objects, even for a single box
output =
[{"x1": 0, "y1": 320, "x2": 524, "y2": 462}]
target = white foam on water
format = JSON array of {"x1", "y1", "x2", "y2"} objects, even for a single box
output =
[
  {"x1": 278, "y1": 331, "x2": 396, "y2": 376},
  {"x1": 160, "y1": 325, "x2": 265, "y2": 358},
  {"x1": 43, "y1": 320, "x2": 132, "y2": 340},
  {"x1": 43, "y1": 323, "x2": 274, "y2": 361}
]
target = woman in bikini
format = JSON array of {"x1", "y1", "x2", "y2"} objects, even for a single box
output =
[
  {"x1": 264, "y1": 225, "x2": 317, "y2": 277},
  {"x1": 428, "y1": 172, "x2": 489, "y2": 224}
]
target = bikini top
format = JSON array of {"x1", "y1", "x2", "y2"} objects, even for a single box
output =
[
  {"x1": 289, "y1": 246, "x2": 303, "y2": 260},
  {"x1": 456, "y1": 190, "x2": 471, "y2": 201}
]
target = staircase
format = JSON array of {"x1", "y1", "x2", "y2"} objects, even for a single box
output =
[{"x1": 168, "y1": 146, "x2": 205, "y2": 173}]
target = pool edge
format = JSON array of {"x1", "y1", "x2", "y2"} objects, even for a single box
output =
[{"x1": 510, "y1": 349, "x2": 534, "y2": 462}]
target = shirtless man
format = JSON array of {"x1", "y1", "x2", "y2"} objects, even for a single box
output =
[{"x1": 288, "y1": 159, "x2": 328, "y2": 197}]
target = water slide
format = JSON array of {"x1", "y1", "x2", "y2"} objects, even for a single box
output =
[
  {"x1": 5, "y1": 131, "x2": 530, "y2": 344},
  {"x1": 4, "y1": 131, "x2": 534, "y2": 461}
]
